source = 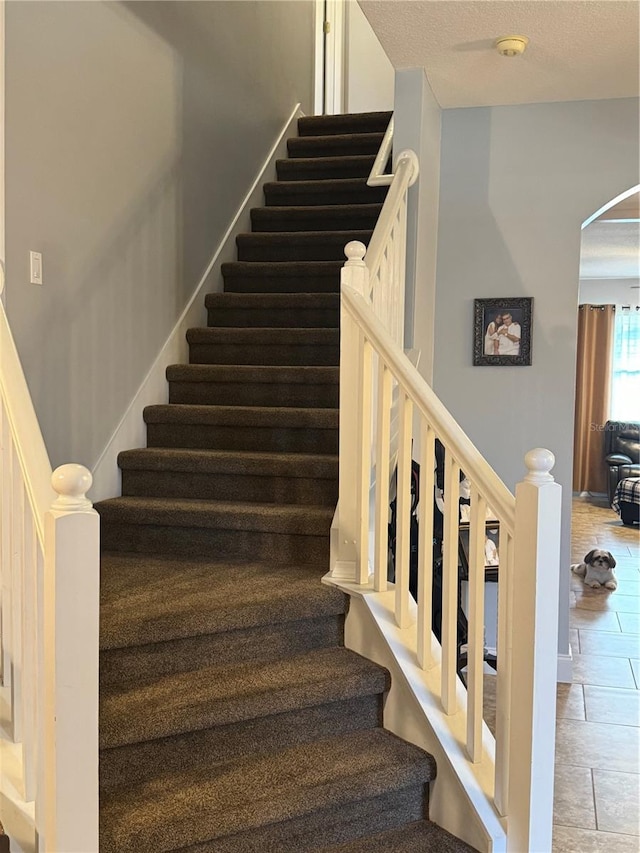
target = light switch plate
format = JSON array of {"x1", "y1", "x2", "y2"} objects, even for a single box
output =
[{"x1": 30, "y1": 251, "x2": 43, "y2": 285}]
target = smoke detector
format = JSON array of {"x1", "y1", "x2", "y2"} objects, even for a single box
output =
[{"x1": 495, "y1": 35, "x2": 529, "y2": 57}]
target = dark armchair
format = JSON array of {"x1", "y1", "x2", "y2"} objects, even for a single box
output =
[{"x1": 604, "y1": 420, "x2": 640, "y2": 505}]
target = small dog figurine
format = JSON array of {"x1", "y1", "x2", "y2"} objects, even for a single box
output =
[{"x1": 571, "y1": 549, "x2": 617, "y2": 590}]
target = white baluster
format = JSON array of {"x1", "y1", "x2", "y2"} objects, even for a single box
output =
[
  {"x1": 505, "y1": 449, "x2": 561, "y2": 853},
  {"x1": 495, "y1": 528, "x2": 514, "y2": 817},
  {"x1": 10, "y1": 451, "x2": 24, "y2": 744},
  {"x1": 441, "y1": 450, "x2": 460, "y2": 715},
  {"x1": 466, "y1": 486, "x2": 487, "y2": 763},
  {"x1": 394, "y1": 391, "x2": 413, "y2": 628},
  {"x1": 417, "y1": 421, "x2": 435, "y2": 669},
  {"x1": 43, "y1": 464, "x2": 99, "y2": 853},
  {"x1": 0, "y1": 406, "x2": 11, "y2": 690},
  {"x1": 374, "y1": 362, "x2": 393, "y2": 591},
  {"x1": 357, "y1": 338, "x2": 373, "y2": 584},
  {"x1": 21, "y1": 507, "x2": 38, "y2": 801}
]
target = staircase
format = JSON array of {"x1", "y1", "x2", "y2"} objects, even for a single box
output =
[{"x1": 95, "y1": 112, "x2": 476, "y2": 853}]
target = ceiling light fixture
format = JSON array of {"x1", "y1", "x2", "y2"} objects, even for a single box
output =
[{"x1": 495, "y1": 35, "x2": 529, "y2": 57}]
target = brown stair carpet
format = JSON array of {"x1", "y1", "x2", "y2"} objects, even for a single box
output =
[{"x1": 95, "y1": 110, "x2": 477, "y2": 852}]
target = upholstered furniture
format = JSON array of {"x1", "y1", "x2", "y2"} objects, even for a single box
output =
[
  {"x1": 604, "y1": 421, "x2": 640, "y2": 505},
  {"x1": 613, "y1": 477, "x2": 640, "y2": 526}
]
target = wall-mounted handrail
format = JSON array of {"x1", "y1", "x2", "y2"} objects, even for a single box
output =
[{"x1": 367, "y1": 117, "x2": 395, "y2": 187}]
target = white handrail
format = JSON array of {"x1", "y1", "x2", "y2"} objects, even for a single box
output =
[
  {"x1": 367, "y1": 116, "x2": 395, "y2": 187},
  {"x1": 343, "y1": 285, "x2": 516, "y2": 532},
  {"x1": 0, "y1": 299, "x2": 99, "y2": 852}
]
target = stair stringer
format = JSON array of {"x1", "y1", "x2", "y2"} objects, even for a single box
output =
[{"x1": 325, "y1": 580, "x2": 507, "y2": 853}]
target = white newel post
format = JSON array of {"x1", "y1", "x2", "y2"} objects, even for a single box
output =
[
  {"x1": 506, "y1": 449, "x2": 561, "y2": 853},
  {"x1": 331, "y1": 242, "x2": 370, "y2": 582},
  {"x1": 43, "y1": 464, "x2": 100, "y2": 853}
]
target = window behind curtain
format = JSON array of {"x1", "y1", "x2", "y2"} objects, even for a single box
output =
[{"x1": 610, "y1": 308, "x2": 640, "y2": 421}]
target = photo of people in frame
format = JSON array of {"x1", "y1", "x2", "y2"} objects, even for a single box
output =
[{"x1": 473, "y1": 298, "x2": 533, "y2": 366}]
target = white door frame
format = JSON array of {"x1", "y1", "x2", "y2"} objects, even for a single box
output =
[
  {"x1": 314, "y1": 0, "x2": 345, "y2": 116},
  {"x1": 0, "y1": 0, "x2": 5, "y2": 300}
]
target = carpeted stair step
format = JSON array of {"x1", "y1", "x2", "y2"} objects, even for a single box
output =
[
  {"x1": 96, "y1": 495, "x2": 334, "y2": 562},
  {"x1": 167, "y1": 364, "x2": 339, "y2": 407},
  {"x1": 205, "y1": 292, "x2": 340, "y2": 327},
  {"x1": 251, "y1": 202, "x2": 382, "y2": 232},
  {"x1": 320, "y1": 820, "x2": 479, "y2": 852},
  {"x1": 100, "y1": 554, "x2": 345, "y2": 652},
  {"x1": 276, "y1": 154, "x2": 377, "y2": 181},
  {"x1": 118, "y1": 448, "x2": 338, "y2": 504},
  {"x1": 100, "y1": 646, "x2": 388, "y2": 750},
  {"x1": 263, "y1": 178, "x2": 387, "y2": 207},
  {"x1": 236, "y1": 229, "x2": 373, "y2": 262},
  {"x1": 101, "y1": 692, "x2": 382, "y2": 796},
  {"x1": 222, "y1": 260, "x2": 343, "y2": 293},
  {"x1": 186, "y1": 327, "x2": 339, "y2": 366},
  {"x1": 99, "y1": 728, "x2": 435, "y2": 853},
  {"x1": 100, "y1": 556, "x2": 345, "y2": 687},
  {"x1": 287, "y1": 132, "x2": 385, "y2": 159},
  {"x1": 297, "y1": 111, "x2": 392, "y2": 137},
  {"x1": 143, "y1": 404, "x2": 339, "y2": 454}
]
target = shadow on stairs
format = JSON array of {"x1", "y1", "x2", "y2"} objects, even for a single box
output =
[{"x1": 95, "y1": 110, "x2": 478, "y2": 853}]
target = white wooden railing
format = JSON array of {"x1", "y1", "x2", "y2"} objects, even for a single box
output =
[
  {"x1": 330, "y1": 130, "x2": 562, "y2": 853},
  {"x1": 0, "y1": 288, "x2": 100, "y2": 852}
]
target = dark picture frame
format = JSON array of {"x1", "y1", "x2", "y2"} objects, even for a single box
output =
[
  {"x1": 458, "y1": 522, "x2": 500, "y2": 583},
  {"x1": 473, "y1": 297, "x2": 533, "y2": 366}
]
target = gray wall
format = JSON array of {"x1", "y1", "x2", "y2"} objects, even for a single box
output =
[
  {"x1": 394, "y1": 68, "x2": 441, "y2": 380},
  {"x1": 433, "y1": 97, "x2": 640, "y2": 658},
  {"x1": 5, "y1": 0, "x2": 314, "y2": 469},
  {"x1": 579, "y1": 277, "x2": 640, "y2": 307}
]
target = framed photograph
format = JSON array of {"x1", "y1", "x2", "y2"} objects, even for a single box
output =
[
  {"x1": 458, "y1": 522, "x2": 500, "y2": 583},
  {"x1": 473, "y1": 297, "x2": 533, "y2": 366}
]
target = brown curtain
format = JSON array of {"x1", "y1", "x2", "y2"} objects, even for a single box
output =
[{"x1": 573, "y1": 304, "x2": 615, "y2": 494}]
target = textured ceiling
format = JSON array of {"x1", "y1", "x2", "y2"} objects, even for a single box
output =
[
  {"x1": 581, "y1": 193, "x2": 640, "y2": 279},
  {"x1": 358, "y1": 1, "x2": 640, "y2": 278},
  {"x1": 360, "y1": 0, "x2": 640, "y2": 108}
]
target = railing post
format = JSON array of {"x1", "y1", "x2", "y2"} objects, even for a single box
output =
[
  {"x1": 331, "y1": 243, "x2": 371, "y2": 582},
  {"x1": 506, "y1": 448, "x2": 561, "y2": 853},
  {"x1": 43, "y1": 464, "x2": 100, "y2": 853}
]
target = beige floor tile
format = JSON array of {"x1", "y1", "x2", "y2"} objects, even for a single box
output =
[
  {"x1": 578, "y1": 630, "x2": 640, "y2": 659},
  {"x1": 553, "y1": 824, "x2": 640, "y2": 852},
  {"x1": 618, "y1": 611, "x2": 640, "y2": 634},
  {"x1": 572, "y1": 654, "x2": 636, "y2": 688},
  {"x1": 555, "y1": 719, "x2": 640, "y2": 773},
  {"x1": 615, "y1": 580, "x2": 640, "y2": 595},
  {"x1": 570, "y1": 609, "x2": 623, "y2": 632},
  {"x1": 553, "y1": 763, "x2": 596, "y2": 829},
  {"x1": 593, "y1": 769, "x2": 640, "y2": 836},
  {"x1": 613, "y1": 565, "x2": 640, "y2": 580},
  {"x1": 557, "y1": 683, "x2": 585, "y2": 721},
  {"x1": 584, "y1": 684, "x2": 640, "y2": 726},
  {"x1": 632, "y1": 660, "x2": 640, "y2": 689},
  {"x1": 575, "y1": 593, "x2": 640, "y2": 615}
]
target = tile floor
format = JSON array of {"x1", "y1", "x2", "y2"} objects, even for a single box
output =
[{"x1": 552, "y1": 495, "x2": 640, "y2": 852}]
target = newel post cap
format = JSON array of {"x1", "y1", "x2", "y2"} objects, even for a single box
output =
[
  {"x1": 344, "y1": 241, "x2": 367, "y2": 266},
  {"x1": 523, "y1": 448, "x2": 555, "y2": 484},
  {"x1": 51, "y1": 464, "x2": 93, "y2": 511}
]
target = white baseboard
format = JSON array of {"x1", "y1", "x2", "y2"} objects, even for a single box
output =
[
  {"x1": 90, "y1": 104, "x2": 304, "y2": 502},
  {"x1": 557, "y1": 650, "x2": 573, "y2": 683}
]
